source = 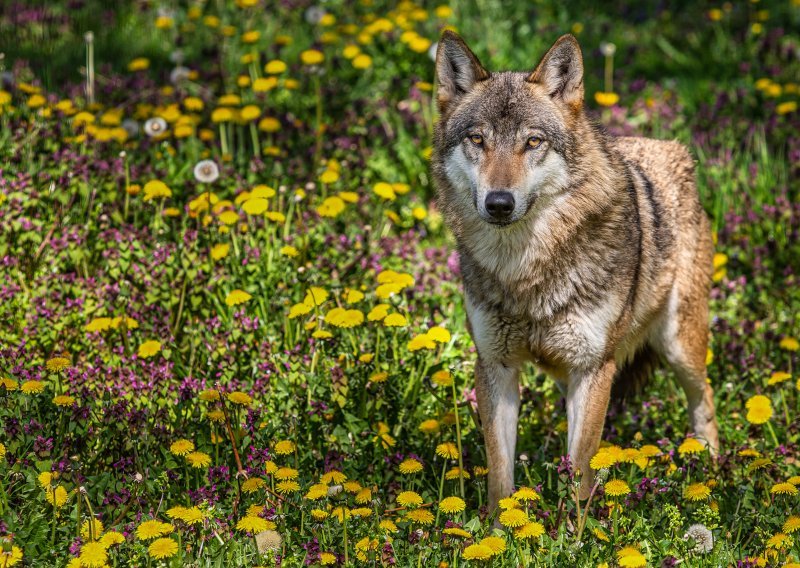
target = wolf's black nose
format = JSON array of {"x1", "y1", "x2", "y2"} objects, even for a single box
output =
[{"x1": 485, "y1": 191, "x2": 515, "y2": 220}]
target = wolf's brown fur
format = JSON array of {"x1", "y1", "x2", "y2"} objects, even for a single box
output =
[{"x1": 432, "y1": 32, "x2": 719, "y2": 511}]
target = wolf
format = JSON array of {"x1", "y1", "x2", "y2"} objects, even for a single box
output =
[{"x1": 431, "y1": 31, "x2": 719, "y2": 510}]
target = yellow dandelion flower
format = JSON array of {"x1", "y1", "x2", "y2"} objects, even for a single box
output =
[
  {"x1": 143, "y1": 180, "x2": 172, "y2": 201},
  {"x1": 319, "y1": 552, "x2": 337, "y2": 565},
  {"x1": 148, "y1": 537, "x2": 178, "y2": 559},
  {"x1": 499, "y1": 507, "x2": 529, "y2": 528},
  {"x1": 227, "y1": 391, "x2": 252, "y2": 405},
  {"x1": 80, "y1": 518, "x2": 104, "y2": 540},
  {"x1": 515, "y1": 521, "x2": 545, "y2": 539},
  {"x1": 396, "y1": 491, "x2": 423, "y2": 507},
  {"x1": 431, "y1": 370, "x2": 453, "y2": 387},
  {"x1": 462, "y1": 544, "x2": 493, "y2": 560},
  {"x1": 408, "y1": 333, "x2": 436, "y2": 351},
  {"x1": 439, "y1": 496, "x2": 466, "y2": 515},
  {"x1": 445, "y1": 467, "x2": 470, "y2": 480},
  {"x1": 367, "y1": 304, "x2": 390, "y2": 321},
  {"x1": 44, "y1": 485, "x2": 68, "y2": 508},
  {"x1": 317, "y1": 196, "x2": 346, "y2": 218},
  {"x1": 276, "y1": 480, "x2": 300, "y2": 494},
  {"x1": 399, "y1": 458, "x2": 424, "y2": 474},
  {"x1": 405, "y1": 508, "x2": 434, "y2": 525},
  {"x1": 99, "y1": 531, "x2": 125, "y2": 547},
  {"x1": 237, "y1": 516, "x2": 270, "y2": 533},
  {"x1": 678, "y1": 437, "x2": 706, "y2": 456},
  {"x1": 320, "y1": 470, "x2": 347, "y2": 485},
  {"x1": 275, "y1": 467, "x2": 299, "y2": 481},
  {"x1": 768, "y1": 371, "x2": 792, "y2": 385},
  {"x1": 480, "y1": 536, "x2": 506, "y2": 555},
  {"x1": 444, "y1": 527, "x2": 472, "y2": 538},
  {"x1": 780, "y1": 337, "x2": 799, "y2": 351},
  {"x1": 745, "y1": 394, "x2": 773, "y2": 424},
  {"x1": 604, "y1": 479, "x2": 631, "y2": 497},
  {"x1": 595, "y1": 92, "x2": 620, "y2": 106},
  {"x1": 590, "y1": 450, "x2": 617, "y2": 470},
  {"x1": 300, "y1": 49, "x2": 325, "y2": 65},
  {"x1": 273, "y1": 440, "x2": 295, "y2": 455},
  {"x1": 512, "y1": 487, "x2": 540, "y2": 502},
  {"x1": 186, "y1": 451, "x2": 211, "y2": 468},
  {"x1": 78, "y1": 542, "x2": 107, "y2": 567},
  {"x1": 355, "y1": 488, "x2": 372, "y2": 504},
  {"x1": 766, "y1": 532, "x2": 792, "y2": 549},
  {"x1": 617, "y1": 546, "x2": 646, "y2": 567},
  {"x1": 783, "y1": 516, "x2": 800, "y2": 533},
  {"x1": 436, "y1": 442, "x2": 459, "y2": 459},
  {"x1": 383, "y1": 313, "x2": 408, "y2": 327},
  {"x1": 138, "y1": 340, "x2": 162, "y2": 358},
  {"x1": 53, "y1": 395, "x2": 76, "y2": 407},
  {"x1": 594, "y1": 527, "x2": 610, "y2": 542},
  {"x1": 684, "y1": 482, "x2": 711, "y2": 501},
  {"x1": 771, "y1": 482, "x2": 799, "y2": 496},
  {"x1": 136, "y1": 520, "x2": 173, "y2": 540},
  {"x1": 225, "y1": 289, "x2": 252, "y2": 306},
  {"x1": 419, "y1": 419, "x2": 440, "y2": 434},
  {"x1": 21, "y1": 381, "x2": 45, "y2": 394},
  {"x1": 46, "y1": 356, "x2": 70, "y2": 372},
  {"x1": 169, "y1": 439, "x2": 194, "y2": 456},
  {"x1": 305, "y1": 483, "x2": 328, "y2": 500}
]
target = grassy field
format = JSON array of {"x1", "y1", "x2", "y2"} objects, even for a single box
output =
[{"x1": 0, "y1": 1, "x2": 798, "y2": 566}]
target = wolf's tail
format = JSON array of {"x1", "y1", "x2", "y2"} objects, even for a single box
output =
[{"x1": 611, "y1": 345, "x2": 661, "y2": 401}]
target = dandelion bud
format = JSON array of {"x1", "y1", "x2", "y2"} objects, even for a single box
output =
[{"x1": 518, "y1": 453, "x2": 529, "y2": 464}]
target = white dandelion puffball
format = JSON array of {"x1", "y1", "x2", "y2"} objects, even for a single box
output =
[
  {"x1": 193, "y1": 160, "x2": 220, "y2": 184},
  {"x1": 144, "y1": 117, "x2": 168, "y2": 137}
]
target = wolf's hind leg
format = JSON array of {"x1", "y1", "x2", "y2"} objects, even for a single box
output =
[
  {"x1": 475, "y1": 358, "x2": 520, "y2": 514},
  {"x1": 657, "y1": 283, "x2": 720, "y2": 455}
]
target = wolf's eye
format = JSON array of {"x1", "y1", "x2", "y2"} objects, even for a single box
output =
[
  {"x1": 527, "y1": 137, "x2": 543, "y2": 149},
  {"x1": 468, "y1": 134, "x2": 483, "y2": 146}
]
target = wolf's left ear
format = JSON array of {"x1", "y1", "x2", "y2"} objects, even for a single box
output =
[
  {"x1": 527, "y1": 35, "x2": 584, "y2": 109},
  {"x1": 435, "y1": 31, "x2": 489, "y2": 113}
]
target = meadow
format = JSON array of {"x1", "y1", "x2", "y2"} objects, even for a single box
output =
[{"x1": 0, "y1": 1, "x2": 799, "y2": 566}]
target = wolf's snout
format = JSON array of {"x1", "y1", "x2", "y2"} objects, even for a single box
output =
[{"x1": 485, "y1": 191, "x2": 515, "y2": 221}]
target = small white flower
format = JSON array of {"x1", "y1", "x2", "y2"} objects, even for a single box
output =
[
  {"x1": 169, "y1": 49, "x2": 184, "y2": 64},
  {"x1": 144, "y1": 117, "x2": 168, "y2": 137},
  {"x1": 684, "y1": 523, "x2": 714, "y2": 553},
  {"x1": 193, "y1": 160, "x2": 220, "y2": 184},
  {"x1": 122, "y1": 119, "x2": 139, "y2": 138},
  {"x1": 599, "y1": 42, "x2": 617, "y2": 57},
  {"x1": 304, "y1": 6, "x2": 325, "y2": 24},
  {"x1": 170, "y1": 66, "x2": 191, "y2": 85}
]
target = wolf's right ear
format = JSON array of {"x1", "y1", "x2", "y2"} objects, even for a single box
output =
[
  {"x1": 527, "y1": 35, "x2": 584, "y2": 110},
  {"x1": 435, "y1": 31, "x2": 489, "y2": 113}
]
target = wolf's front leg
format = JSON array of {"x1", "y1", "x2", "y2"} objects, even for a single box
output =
[
  {"x1": 567, "y1": 359, "x2": 616, "y2": 499},
  {"x1": 475, "y1": 357, "x2": 520, "y2": 513}
]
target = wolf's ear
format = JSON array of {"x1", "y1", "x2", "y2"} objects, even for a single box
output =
[
  {"x1": 527, "y1": 35, "x2": 584, "y2": 109},
  {"x1": 435, "y1": 31, "x2": 489, "y2": 113}
]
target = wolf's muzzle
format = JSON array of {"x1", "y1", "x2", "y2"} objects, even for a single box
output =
[{"x1": 485, "y1": 191, "x2": 515, "y2": 222}]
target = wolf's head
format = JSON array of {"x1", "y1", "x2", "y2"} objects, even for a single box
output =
[{"x1": 433, "y1": 32, "x2": 589, "y2": 228}]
